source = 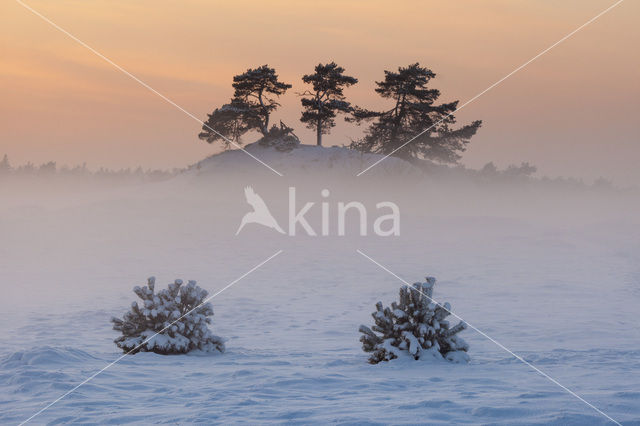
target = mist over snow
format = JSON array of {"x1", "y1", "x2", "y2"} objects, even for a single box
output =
[{"x1": 1, "y1": 145, "x2": 640, "y2": 424}]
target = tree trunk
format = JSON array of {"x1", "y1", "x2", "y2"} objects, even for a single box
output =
[
  {"x1": 258, "y1": 90, "x2": 269, "y2": 137},
  {"x1": 316, "y1": 100, "x2": 323, "y2": 146}
]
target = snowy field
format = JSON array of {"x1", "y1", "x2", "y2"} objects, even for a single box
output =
[{"x1": 1, "y1": 152, "x2": 640, "y2": 425}]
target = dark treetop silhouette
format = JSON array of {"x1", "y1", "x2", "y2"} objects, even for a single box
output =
[
  {"x1": 349, "y1": 63, "x2": 481, "y2": 164},
  {"x1": 199, "y1": 65, "x2": 291, "y2": 147},
  {"x1": 299, "y1": 62, "x2": 358, "y2": 146}
]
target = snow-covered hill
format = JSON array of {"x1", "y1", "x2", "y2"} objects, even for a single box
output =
[{"x1": 187, "y1": 142, "x2": 424, "y2": 178}]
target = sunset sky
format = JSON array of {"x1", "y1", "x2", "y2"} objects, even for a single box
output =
[{"x1": 1, "y1": 0, "x2": 638, "y2": 182}]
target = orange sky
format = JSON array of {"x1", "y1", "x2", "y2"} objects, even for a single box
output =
[{"x1": 1, "y1": 0, "x2": 638, "y2": 182}]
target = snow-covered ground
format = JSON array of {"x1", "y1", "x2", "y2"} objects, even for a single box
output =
[
  {"x1": 189, "y1": 141, "x2": 424, "y2": 178},
  {"x1": 1, "y1": 146, "x2": 639, "y2": 425}
]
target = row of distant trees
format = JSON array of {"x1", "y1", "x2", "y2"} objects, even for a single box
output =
[
  {"x1": 0, "y1": 155, "x2": 175, "y2": 181},
  {"x1": 1, "y1": 153, "x2": 616, "y2": 190},
  {"x1": 199, "y1": 62, "x2": 482, "y2": 164}
]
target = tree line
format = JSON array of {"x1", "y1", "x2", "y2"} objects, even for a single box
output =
[
  {"x1": 0, "y1": 154, "x2": 175, "y2": 181},
  {"x1": 199, "y1": 62, "x2": 482, "y2": 164},
  {"x1": 1, "y1": 153, "x2": 617, "y2": 191}
]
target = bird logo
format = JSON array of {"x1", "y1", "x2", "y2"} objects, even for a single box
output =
[{"x1": 236, "y1": 186, "x2": 285, "y2": 235}]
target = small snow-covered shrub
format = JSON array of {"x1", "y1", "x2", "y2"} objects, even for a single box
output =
[
  {"x1": 111, "y1": 277, "x2": 225, "y2": 355},
  {"x1": 359, "y1": 277, "x2": 469, "y2": 364},
  {"x1": 258, "y1": 121, "x2": 300, "y2": 152}
]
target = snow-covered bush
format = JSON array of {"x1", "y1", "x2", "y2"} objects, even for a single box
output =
[
  {"x1": 111, "y1": 277, "x2": 225, "y2": 355},
  {"x1": 359, "y1": 277, "x2": 469, "y2": 364},
  {"x1": 258, "y1": 121, "x2": 300, "y2": 152}
]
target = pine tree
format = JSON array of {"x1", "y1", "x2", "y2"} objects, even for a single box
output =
[
  {"x1": 359, "y1": 277, "x2": 469, "y2": 364},
  {"x1": 198, "y1": 99, "x2": 259, "y2": 147},
  {"x1": 232, "y1": 65, "x2": 292, "y2": 137},
  {"x1": 349, "y1": 63, "x2": 481, "y2": 164},
  {"x1": 299, "y1": 62, "x2": 358, "y2": 146},
  {"x1": 0, "y1": 154, "x2": 11, "y2": 175},
  {"x1": 199, "y1": 65, "x2": 291, "y2": 148},
  {"x1": 111, "y1": 277, "x2": 225, "y2": 355}
]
